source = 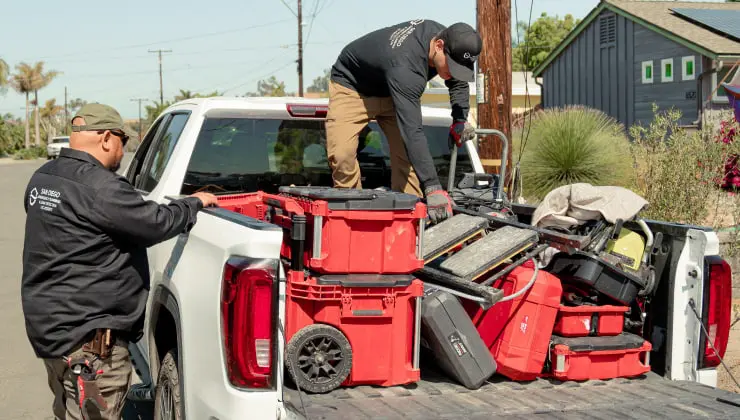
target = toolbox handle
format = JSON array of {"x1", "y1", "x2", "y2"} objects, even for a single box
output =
[{"x1": 261, "y1": 193, "x2": 305, "y2": 216}]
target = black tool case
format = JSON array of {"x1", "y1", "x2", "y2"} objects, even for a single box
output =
[
  {"x1": 545, "y1": 251, "x2": 647, "y2": 305},
  {"x1": 420, "y1": 289, "x2": 497, "y2": 390}
]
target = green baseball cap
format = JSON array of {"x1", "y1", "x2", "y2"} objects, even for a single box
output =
[{"x1": 71, "y1": 103, "x2": 136, "y2": 140}]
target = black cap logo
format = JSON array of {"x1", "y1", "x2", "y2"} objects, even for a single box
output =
[{"x1": 440, "y1": 22, "x2": 482, "y2": 82}]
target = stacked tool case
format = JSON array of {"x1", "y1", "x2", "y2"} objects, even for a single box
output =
[{"x1": 218, "y1": 188, "x2": 427, "y2": 393}]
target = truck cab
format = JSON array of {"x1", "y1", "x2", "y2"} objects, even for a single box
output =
[{"x1": 122, "y1": 96, "x2": 738, "y2": 419}]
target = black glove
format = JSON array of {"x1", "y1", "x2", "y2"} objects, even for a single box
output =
[
  {"x1": 425, "y1": 186, "x2": 453, "y2": 224},
  {"x1": 448, "y1": 120, "x2": 475, "y2": 148}
]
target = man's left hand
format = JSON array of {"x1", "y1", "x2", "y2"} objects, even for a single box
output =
[{"x1": 449, "y1": 121, "x2": 476, "y2": 148}]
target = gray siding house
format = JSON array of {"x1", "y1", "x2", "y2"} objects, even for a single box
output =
[{"x1": 532, "y1": 0, "x2": 740, "y2": 129}]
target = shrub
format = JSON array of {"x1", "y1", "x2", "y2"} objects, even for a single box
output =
[
  {"x1": 629, "y1": 104, "x2": 736, "y2": 225},
  {"x1": 519, "y1": 106, "x2": 634, "y2": 200},
  {"x1": 13, "y1": 146, "x2": 46, "y2": 160}
]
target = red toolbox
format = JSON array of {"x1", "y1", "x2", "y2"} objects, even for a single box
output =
[
  {"x1": 284, "y1": 271, "x2": 423, "y2": 393},
  {"x1": 553, "y1": 304, "x2": 628, "y2": 337},
  {"x1": 548, "y1": 332, "x2": 652, "y2": 381},
  {"x1": 217, "y1": 188, "x2": 427, "y2": 274},
  {"x1": 463, "y1": 261, "x2": 563, "y2": 381}
]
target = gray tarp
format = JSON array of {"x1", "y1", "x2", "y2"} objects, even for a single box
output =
[{"x1": 531, "y1": 183, "x2": 649, "y2": 229}]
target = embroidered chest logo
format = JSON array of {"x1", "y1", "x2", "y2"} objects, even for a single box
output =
[{"x1": 389, "y1": 19, "x2": 425, "y2": 49}]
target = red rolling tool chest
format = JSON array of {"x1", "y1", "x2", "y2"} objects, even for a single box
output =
[
  {"x1": 284, "y1": 271, "x2": 423, "y2": 393},
  {"x1": 553, "y1": 305, "x2": 629, "y2": 337},
  {"x1": 463, "y1": 261, "x2": 563, "y2": 381},
  {"x1": 548, "y1": 332, "x2": 652, "y2": 381}
]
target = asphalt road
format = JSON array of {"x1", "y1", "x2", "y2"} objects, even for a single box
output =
[{"x1": 0, "y1": 154, "x2": 152, "y2": 419}]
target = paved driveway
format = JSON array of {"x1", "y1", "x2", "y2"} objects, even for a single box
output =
[{"x1": 0, "y1": 155, "x2": 152, "y2": 419}]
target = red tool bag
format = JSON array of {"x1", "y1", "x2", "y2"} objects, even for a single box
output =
[
  {"x1": 547, "y1": 332, "x2": 652, "y2": 381},
  {"x1": 463, "y1": 261, "x2": 563, "y2": 381},
  {"x1": 284, "y1": 271, "x2": 423, "y2": 393},
  {"x1": 553, "y1": 304, "x2": 629, "y2": 337}
]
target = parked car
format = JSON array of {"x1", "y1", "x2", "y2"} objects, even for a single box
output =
[
  {"x1": 122, "y1": 97, "x2": 738, "y2": 419},
  {"x1": 46, "y1": 136, "x2": 69, "y2": 159}
]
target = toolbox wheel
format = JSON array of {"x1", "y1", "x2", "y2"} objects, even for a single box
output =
[{"x1": 286, "y1": 324, "x2": 352, "y2": 394}]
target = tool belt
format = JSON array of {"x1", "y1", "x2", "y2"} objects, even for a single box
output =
[{"x1": 81, "y1": 329, "x2": 117, "y2": 359}]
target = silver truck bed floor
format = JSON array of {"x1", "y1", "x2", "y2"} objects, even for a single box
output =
[{"x1": 284, "y1": 371, "x2": 740, "y2": 420}]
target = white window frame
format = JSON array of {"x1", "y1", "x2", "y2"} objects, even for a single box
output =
[
  {"x1": 661, "y1": 58, "x2": 674, "y2": 82},
  {"x1": 641, "y1": 60, "x2": 654, "y2": 84},
  {"x1": 682, "y1": 56, "x2": 695, "y2": 81},
  {"x1": 712, "y1": 68, "x2": 730, "y2": 103}
]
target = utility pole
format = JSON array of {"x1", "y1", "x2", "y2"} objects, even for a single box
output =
[
  {"x1": 148, "y1": 49, "x2": 172, "y2": 106},
  {"x1": 297, "y1": 0, "x2": 304, "y2": 97},
  {"x1": 64, "y1": 86, "x2": 68, "y2": 135},
  {"x1": 130, "y1": 98, "x2": 147, "y2": 141},
  {"x1": 476, "y1": 0, "x2": 513, "y2": 185}
]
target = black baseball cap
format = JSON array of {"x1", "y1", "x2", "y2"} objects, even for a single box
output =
[{"x1": 438, "y1": 22, "x2": 483, "y2": 82}]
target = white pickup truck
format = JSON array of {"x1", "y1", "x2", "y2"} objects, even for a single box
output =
[{"x1": 122, "y1": 96, "x2": 740, "y2": 419}]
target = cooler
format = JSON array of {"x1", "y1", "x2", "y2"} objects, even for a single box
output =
[
  {"x1": 284, "y1": 271, "x2": 423, "y2": 393},
  {"x1": 548, "y1": 332, "x2": 652, "y2": 381},
  {"x1": 463, "y1": 262, "x2": 563, "y2": 381},
  {"x1": 553, "y1": 304, "x2": 628, "y2": 337}
]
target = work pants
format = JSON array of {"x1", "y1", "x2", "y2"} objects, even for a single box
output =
[
  {"x1": 43, "y1": 340, "x2": 132, "y2": 420},
  {"x1": 325, "y1": 80, "x2": 423, "y2": 197}
]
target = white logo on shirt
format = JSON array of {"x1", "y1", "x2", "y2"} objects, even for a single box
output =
[
  {"x1": 29, "y1": 188, "x2": 38, "y2": 206},
  {"x1": 389, "y1": 19, "x2": 425, "y2": 49}
]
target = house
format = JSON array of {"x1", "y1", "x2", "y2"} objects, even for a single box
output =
[
  {"x1": 421, "y1": 72, "x2": 541, "y2": 125},
  {"x1": 532, "y1": 0, "x2": 740, "y2": 129}
]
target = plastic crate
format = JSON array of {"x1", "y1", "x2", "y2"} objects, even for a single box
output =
[
  {"x1": 463, "y1": 262, "x2": 563, "y2": 381},
  {"x1": 278, "y1": 186, "x2": 427, "y2": 274},
  {"x1": 553, "y1": 305, "x2": 628, "y2": 337},
  {"x1": 548, "y1": 333, "x2": 652, "y2": 381},
  {"x1": 284, "y1": 272, "x2": 423, "y2": 392}
]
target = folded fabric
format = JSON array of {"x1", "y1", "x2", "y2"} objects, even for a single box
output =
[{"x1": 531, "y1": 183, "x2": 649, "y2": 230}]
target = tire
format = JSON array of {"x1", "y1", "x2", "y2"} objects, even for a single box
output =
[
  {"x1": 154, "y1": 349, "x2": 183, "y2": 420},
  {"x1": 285, "y1": 324, "x2": 353, "y2": 394}
]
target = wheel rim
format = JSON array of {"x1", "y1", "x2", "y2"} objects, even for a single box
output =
[
  {"x1": 297, "y1": 336, "x2": 344, "y2": 384},
  {"x1": 157, "y1": 377, "x2": 175, "y2": 420}
]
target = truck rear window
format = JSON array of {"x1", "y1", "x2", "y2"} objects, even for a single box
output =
[{"x1": 180, "y1": 117, "x2": 471, "y2": 195}]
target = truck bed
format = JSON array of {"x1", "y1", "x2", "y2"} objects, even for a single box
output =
[{"x1": 284, "y1": 368, "x2": 740, "y2": 419}]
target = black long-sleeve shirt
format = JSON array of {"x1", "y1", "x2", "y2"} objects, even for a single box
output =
[
  {"x1": 21, "y1": 148, "x2": 202, "y2": 358},
  {"x1": 330, "y1": 19, "x2": 471, "y2": 192}
]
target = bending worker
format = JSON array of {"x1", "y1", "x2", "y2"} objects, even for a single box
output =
[
  {"x1": 21, "y1": 103, "x2": 218, "y2": 419},
  {"x1": 326, "y1": 19, "x2": 482, "y2": 224}
]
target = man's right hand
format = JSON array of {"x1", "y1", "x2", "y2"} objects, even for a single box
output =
[
  {"x1": 190, "y1": 192, "x2": 219, "y2": 208},
  {"x1": 425, "y1": 187, "x2": 453, "y2": 224}
]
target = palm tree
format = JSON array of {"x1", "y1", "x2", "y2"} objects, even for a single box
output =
[
  {"x1": 29, "y1": 62, "x2": 60, "y2": 147},
  {"x1": 10, "y1": 63, "x2": 34, "y2": 149},
  {"x1": 40, "y1": 98, "x2": 64, "y2": 139},
  {"x1": 0, "y1": 59, "x2": 9, "y2": 93}
]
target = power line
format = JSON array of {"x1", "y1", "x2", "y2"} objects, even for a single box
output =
[
  {"x1": 149, "y1": 49, "x2": 172, "y2": 106},
  {"x1": 279, "y1": 0, "x2": 298, "y2": 16},
  {"x1": 27, "y1": 18, "x2": 294, "y2": 62},
  {"x1": 298, "y1": 0, "x2": 304, "y2": 97}
]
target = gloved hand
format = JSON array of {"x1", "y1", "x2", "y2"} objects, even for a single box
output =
[
  {"x1": 448, "y1": 120, "x2": 476, "y2": 148},
  {"x1": 425, "y1": 186, "x2": 454, "y2": 224}
]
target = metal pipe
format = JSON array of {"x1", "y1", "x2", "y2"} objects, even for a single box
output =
[
  {"x1": 417, "y1": 217, "x2": 426, "y2": 260},
  {"x1": 312, "y1": 215, "x2": 322, "y2": 259},
  {"x1": 413, "y1": 296, "x2": 422, "y2": 370},
  {"x1": 474, "y1": 128, "x2": 509, "y2": 204},
  {"x1": 447, "y1": 144, "x2": 458, "y2": 192},
  {"x1": 636, "y1": 219, "x2": 654, "y2": 265}
]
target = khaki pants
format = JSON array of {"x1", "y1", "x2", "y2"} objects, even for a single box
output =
[
  {"x1": 326, "y1": 80, "x2": 423, "y2": 197},
  {"x1": 43, "y1": 340, "x2": 132, "y2": 420}
]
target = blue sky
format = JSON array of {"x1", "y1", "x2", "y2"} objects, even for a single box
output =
[{"x1": 0, "y1": 0, "x2": 603, "y2": 119}]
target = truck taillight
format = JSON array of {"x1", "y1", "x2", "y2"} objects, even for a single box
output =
[
  {"x1": 286, "y1": 104, "x2": 328, "y2": 118},
  {"x1": 222, "y1": 257, "x2": 277, "y2": 388},
  {"x1": 700, "y1": 256, "x2": 732, "y2": 369}
]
